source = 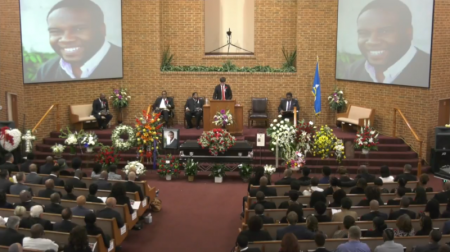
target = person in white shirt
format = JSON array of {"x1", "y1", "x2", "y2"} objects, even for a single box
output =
[
  {"x1": 152, "y1": 91, "x2": 174, "y2": 127},
  {"x1": 23, "y1": 224, "x2": 58, "y2": 252},
  {"x1": 379, "y1": 165, "x2": 395, "y2": 183},
  {"x1": 303, "y1": 177, "x2": 324, "y2": 196}
]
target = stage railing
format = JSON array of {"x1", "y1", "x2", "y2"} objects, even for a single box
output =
[{"x1": 32, "y1": 104, "x2": 60, "y2": 134}]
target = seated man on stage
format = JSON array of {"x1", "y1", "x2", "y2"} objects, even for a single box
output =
[
  {"x1": 213, "y1": 77, "x2": 233, "y2": 100},
  {"x1": 278, "y1": 92, "x2": 300, "y2": 121},
  {"x1": 185, "y1": 92, "x2": 204, "y2": 129},
  {"x1": 153, "y1": 90, "x2": 174, "y2": 127},
  {"x1": 92, "y1": 94, "x2": 112, "y2": 129}
]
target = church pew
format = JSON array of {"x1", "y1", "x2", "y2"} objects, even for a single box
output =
[
  {"x1": 241, "y1": 219, "x2": 448, "y2": 239},
  {"x1": 248, "y1": 235, "x2": 450, "y2": 252},
  {"x1": 0, "y1": 208, "x2": 127, "y2": 247},
  {"x1": 251, "y1": 180, "x2": 418, "y2": 196},
  {"x1": 0, "y1": 226, "x2": 112, "y2": 252},
  {"x1": 247, "y1": 192, "x2": 439, "y2": 207},
  {"x1": 0, "y1": 246, "x2": 40, "y2": 252}
]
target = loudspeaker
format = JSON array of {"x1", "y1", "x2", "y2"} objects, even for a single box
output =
[{"x1": 435, "y1": 127, "x2": 450, "y2": 150}]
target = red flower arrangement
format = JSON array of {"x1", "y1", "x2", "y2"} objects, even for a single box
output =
[
  {"x1": 135, "y1": 110, "x2": 164, "y2": 160},
  {"x1": 197, "y1": 128, "x2": 236, "y2": 156},
  {"x1": 354, "y1": 120, "x2": 379, "y2": 151},
  {"x1": 95, "y1": 145, "x2": 121, "y2": 167},
  {"x1": 157, "y1": 154, "x2": 181, "y2": 178},
  {"x1": 0, "y1": 127, "x2": 14, "y2": 148}
]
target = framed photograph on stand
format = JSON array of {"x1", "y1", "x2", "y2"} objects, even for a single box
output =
[
  {"x1": 256, "y1": 133, "x2": 265, "y2": 165},
  {"x1": 163, "y1": 128, "x2": 179, "y2": 150}
]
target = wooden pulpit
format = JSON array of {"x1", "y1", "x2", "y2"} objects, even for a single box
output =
[{"x1": 203, "y1": 100, "x2": 243, "y2": 135}]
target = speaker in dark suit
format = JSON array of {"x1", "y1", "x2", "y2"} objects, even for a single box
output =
[
  {"x1": 278, "y1": 92, "x2": 300, "y2": 119},
  {"x1": 212, "y1": 77, "x2": 232, "y2": 100},
  {"x1": 153, "y1": 91, "x2": 175, "y2": 127},
  {"x1": 184, "y1": 93, "x2": 204, "y2": 129},
  {"x1": 92, "y1": 94, "x2": 112, "y2": 129}
]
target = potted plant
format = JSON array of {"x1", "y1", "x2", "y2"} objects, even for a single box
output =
[
  {"x1": 264, "y1": 164, "x2": 276, "y2": 183},
  {"x1": 184, "y1": 159, "x2": 198, "y2": 182},
  {"x1": 210, "y1": 164, "x2": 228, "y2": 183},
  {"x1": 328, "y1": 86, "x2": 348, "y2": 113},
  {"x1": 354, "y1": 120, "x2": 379, "y2": 155},
  {"x1": 59, "y1": 127, "x2": 84, "y2": 155},
  {"x1": 312, "y1": 125, "x2": 346, "y2": 163},
  {"x1": 157, "y1": 155, "x2": 181, "y2": 181},
  {"x1": 79, "y1": 131, "x2": 98, "y2": 153},
  {"x1": 238, "y1": 164, "x2": 252, "y2": 182},
  {"x1": 50, "y1": 144, "x2": 65, "y2": 158},
  {"x1": 110, "y1": 87, "x2": 131, "y2": 124}
]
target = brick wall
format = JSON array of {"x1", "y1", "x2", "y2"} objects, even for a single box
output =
[{"x1": 0, "y1": 0, "x2": 448, "y2": 163}]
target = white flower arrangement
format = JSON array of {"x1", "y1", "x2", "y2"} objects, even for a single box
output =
[
  {"x1": 80, "y1": 132, "x2": 98, "y2": 147},
  {"x1": 65, "y1": 134, "x2": 78, "y2": 146},
  {"x1": 267, "y1": 117, "x2": 297, "y2": 154},
  {"x1": 111, "y1": 125, "x2": 136, "y2": 151},
  {"x1": 51, "y1": 144, "x2": 65, "y2": 154},
  {"x1": 264, "y1": 164, "x2": 276, "y2": 176},
  {"x1": 124, "y1": 161, "x2": 146, "y2": 175}
]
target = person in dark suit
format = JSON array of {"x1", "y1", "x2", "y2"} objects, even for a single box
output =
[
  {"x1": 153, "y1": 91, "x2": 174, "y2": 127},
  {"x1": 275, "y1": 169, "x2": 296, "y2": 186},
  {"x1": 44, "y1": 193, "x2": 64, "y2": 215},
  {"x1": 39, "y1": 156, "x2": 54, "y2": 175},
  {"x1": 254, "y1": 204, "x2": 274, "y2": 224},
  {"x1": 42, "y1": 166, "x2": 65, "y2": 187},
  {"x1": 38, "y1": 179, "x2": 62, "y2": 198},
  {"x1": 213, "y1": 77, "x2": 232, "y2": 100},
  {"x1": 249, "y1": 177, "x2": 277, "y2": 197},
  {"x1": 434, "y1": 181, "x2": 450, "y2": 204},
  {"x1": 165, "y1": 131, "x2": 178, "y2": 149},
  {"x1": 394, "y1": 164, "x2": 417, "y2": 183},
  {"x1": 357, "y1": 185, "x2": 384, "y2": 206},
  {"x1": 313, "y1": 232, "x2": 331, "y2": 252},
  {"x1": 276, "y1": 212, "x2": 314, "y2": 240},
  {"x1": 185, "y1": 92, "x2": 204, "y2": 129},
  {"x1": 62, "y1": 184, "x2": 78, "y2": 201},
  {"x1": 238, "y1": 216, "x2": 272, "y2": 242},
  {"x1": 95, "y1": 171, "x2": 112, "y2": 190},
  {"x1": 355, "y1": 165, "x2": 375, "y2": 183},
  {"x1": 85, "y1": 212, "x2": 110, "y2": 248},
  {"x1": 71, "y1": 196, "x2": 91, "y2": 217},
  {"x1": 388, "y1": 196, "x2": 416, "y2": 220},
  {"x1": 314, "y1": 201, "x2": 331, "y2": 222},
  {"x1": 349, "y1": 178, "x2": 367, "y2": 195},
  {"x1": 0, "y1": 190, "x2": 14, "y2": 209},
  {"x1": 86, "y1": 184, "x2": 103, "y2": 204},
  {"x1": 298, "y1": 167, "x2": 311, "y2": 186},
  {"x1": 0, "y1": 153, "x2": 18, "y2": 173},
  {"x1": 0, "y1": 216, "x2": 24, "y2": 246},
  {"x1": 92, "y1": 94, "x2": 112, "y2": 130},
  {"x1": 234, "y1": 234, "x2": 261, "y2": 252},
  {"x1": 35, "y1": 0, "x2": 123, "y2": 83},
  {"x1": 19, "y1": 205, "x2": 53, "y2": 230},
  {"x1": 249, "y1": 191, "x2": 276, "y2": 210},
  {"x1": 279, "y1": 190, "x2": 300, "y2": 209},
  {"x1": 10, "y1": 172, "x2": 33, "y2": 196},
  {"x1": 323, "y1": 177, "x2": 340, "y2": 197},
  {"x1": 53, "y1": 208, "x2": 78, "y2": 233},
  {"x1": 414, "y1": 229, "x2": 442, "y2": 252},
  {"x1": 365, "y1": 217, "x2": 388, "y2": 237},
  {"x1": 66, "y1": 169, "x2": 87, "y2": 189},
  {"x1": 319, "y1": 166, "x2": 331, "y2": 184},
  {"x1": 25, "y1": 164, "x2": 43, "y2": 184},
  {"x1": 360, "y1": 200, "x2": 388, "y2": 221},
  {"x1": 0, "y1": 169, "x2": 13, "y2": 194},
  {"x1": 97, "y1": 197, "x2": 124, "y2": 228},
  {"x1": 278, "y1": 92, "x2": 300, "y2": 120},
  {"x1": 125, "y1": 172, "x2": 144, "y2": 201},
  {"x1": 20, "y1": 153, "x2": 34, "y2": 173},
  {"x1": 283, "y1": 180, "x2": 302, "y2": 197},
  {"x1": 16, "y1": 191, "x2": 38, "y2": 211}
]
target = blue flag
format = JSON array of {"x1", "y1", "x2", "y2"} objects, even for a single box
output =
[{"x1": 312, "y1": 62, "x2": 321, "y2": 115}]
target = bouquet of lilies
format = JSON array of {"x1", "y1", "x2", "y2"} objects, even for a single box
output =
[
  {"x1": 264, "y1": 164, "x2": 276, "y2": 176},
  {"x1": 355, "y1": 120, "x2": 379, "y2": 151},
  {"x1": 328, "y1": 86, "x2": 347, "y2": 112},
  {"x1": 110, "y1": 87, "x2": 131, "y2": 109},
  {"x1": 213, "y1": 109, "x2": 234, "y2": 127},
  {"x1": 51, "y1": 144, "x2": 65, "y2": 154}
]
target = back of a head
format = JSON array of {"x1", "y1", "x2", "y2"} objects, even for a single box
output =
[
  {"x1": 287, "y1": 211, "x2": 298, "y2": 225},
  {"x1": 89, "y1": 183, "x2": 98, "y2": 195},
  {"x1": 74, "y1": 169, "x2": 84, "y2": 179},
  {"x1": 288, "y1": 190, "x2": 299, "y2": 202},
  {"x1": 5, "y1": 153, "x2": 13, "y2": 162},
  {"x1": 236, "y1": 234, "x2": 249, "y2": 249},
  {"x1": 84, "y1": 212, "x2": 97, "y2": 225},
  {"x1": 19, "y1": 190, "x2": 31, "y2": 203},
  {"x1": 369, "y1": 199, "x2": 379, "y2": 211},
  {"x1": 128, "y1": 171, "x2": 137, "y2": 181},
  {"x1": 359, "y1": 165, "x2": 368, "y2": 174},
  {"x1": 30, "y1": 205, "x2": 43, "y2": 218},
  {"x1": 380, "y1": 165, "x2": 390, "y2": 178},
  {"x1": 383, "y1": 228, "x2": 395, "y2": 242},
  {"x1": 72, "y1": 157, "x2": 82, "y2": 170},
  {"x1": 357, "y1": 178, "x2": 367, "y2": 188},
  {"x1": 290, "y1": 180, "x2": 300, "y2": 191},
  {"x1": 333, "y1": 189, "x2": 347, "y2": 205},
  {"x1": 16, "y1": 172, "x2": 25, "y2": 183},
  {"x1": 322, "y1": 166, "x2": 331, "y2": 177},
  {"x1": 284, "y1": 168, "x2": 293, "y2": 178},
  {"x1": 343, "y1": 215, "x2": 355, "y2": 230},
  {"x1": 314, "y1": 201, "x2": 327, "y2": 215},
  {"x1": 311, "y1": 177, "x2": 319, "y2": 187},
  {"x1": 338, "y1": 166, "x2": 347, "y2": 175},
  {"x1": 310, "y1": 191, "x2": 326, "y2": 208},
  {"x1": 400, "y1": 196, "x2": 410, "y2": 208},
  {"x1": 62, "y1": 207, "x2": 72, "y2": 220},
  {"x1": 420, "y1": 174, "x2": 429, "y2": 186},
  {"x1": 404, "y1": 164, "x2": 412, "y2": 173},
  {"x1": 65, "y1": 183, "x2": 74, "y2": 193},
  {"x1": 45, "y1": 179, "x2": 54, "y2": 189},
  {"x1": 30, "y1": 224, "x2": 44, "y2": 238},
  {"x1": 396, "y1": 214, "x2": 412, "y2": 233},
  {"x1": 93, "y1": 163, "x2": 102, "y2": 174},
  {"x1": 397, "y1": 187, "x2": 406, "y2": 197},
  {"x1": 50, "y1": 193, "x2": 60, "y2": 204},
  {"x1": 69, "y1": 226, "x2": 89, "y2": 250},
  {"x1": 286, "y1": 204, "x2": 303, "y2": 220},
  {"x1": 247, "y1": 215, "x2": 263, "y2": 231},
  {"x1": 426, "y1": 199, "x2": 441, "y2": 218},
  {"x1": 430, "y1": 229, "x2": 442, "y2": 243},
  {"x1": 76, "y1": 195, "x2": 86, "y2": 206},
  {"x1": 51, "y1": 166, "x2": 60, "y2": 174},
  {"x1": 302, "y1": 167, "x2": 310, "y2": 177},
  {"x1": 106, "y1": 197, "x2": 116, "y2": 208},
  {"x1": 8, "y1": 243, "x2": 21, "y2": 252},
  {"x1": 46, "y1": 156, "x2": 53, "y2": 164},
  {"x1": 254, "y1": 204, "x2": 265, "y2": 215},
  {"x1": 0, "y1": 169, "x2": 8, "y2": 179},
  {"x1": 314, "y1": 231, "x2": 326, "y2": 248},
  {"x1": 330, "y1": 177, "x2": 339, "y2": 187},
  {"x1": 280, "y1": 233, "x2": 299, "y2": 252},
  {"x1": 109, "y1": 165, "x2": 117, "y2": 173},
  {"x1": 365, "y1": 185, "x2": 380, "y2": 201},
  {"x1": 259, "y1": 176, "x2": 268, "y2": 186},
  {"x1": 253, "y1": 166, "x2": 265, "y2": 182},
  {"x1": 110, "y1": 182, "x2": 126, "y2": 198},
  {"x1": 6, "y1": 216, "x2": 20, "y2": 229},
  {"x1": 14, "y1": 206, "x2": 26, "y2": 218},
  {"x1": 374, "y1": 178, "x2": 383, "y2": 187},
  {"x1": 100, "y1": 171, "x2": 108, "y2": 180},
  {"x1": 30, "y1": 164, "x2": 37, "y2": 172},
  {"x1": 256, "y1": 191, "x2": 265, "y2": 202},
  {"x1": 348, "y1": 226, "x2": 361, "y2": 240},
  {"x1": 341, "y1": 197, "x2": 353, "y2": 210},
  {"x1": 373, "y1": 217, "x2": 387, "y2": 231}
]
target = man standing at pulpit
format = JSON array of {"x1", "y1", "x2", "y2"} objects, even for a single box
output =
[
  {"x1": 153, "y1": 91, "x2": 174, "y2": 127},
  {"x1": 185, "y1": 92, "x2": 204, "y2": 129},
  {"x1": 92, "y1": 94, "x2": 112, "y2": 129},
  {"x1": 213, "y1": 77, "x2": 233, "y2": 100},
  {"x1": 278, "y1": 92, "x2": 300, "y2": 120}
]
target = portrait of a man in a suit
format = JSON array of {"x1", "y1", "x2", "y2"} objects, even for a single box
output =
[{"x1": 164, "y1": 130, "x2": 178, "y2": 149}]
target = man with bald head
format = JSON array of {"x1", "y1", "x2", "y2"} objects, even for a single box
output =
[
  {"x1": 434, "y1": 181, "x2": 450, "y2": 204},
  {"x1": 25, "y1": 164, "x2": 43, "y2": 184},
  {"x1": 249, "y1": 176, "x2": 277, "y2": 197},
  {"x1": 44, "y1": 193, "x2": 64, "y2": 214},
  {"x1": 39, "y1": 156, "x2": 54, "y2": 174},
  {"x1": 360, "y1": 200, "x2": 388, "y2": 221},
  {"x1": 38, "y1": 179, "x2": 62, "y2": 198},
  {"x1": 23, "y1": 224, "x2": 58, "y2": 251},
  {"x1": 8, "y1": 243, "x2": 22, "y2": 252},
  {"x1": 92, "y1": 93, "x2": 112, "y2": 129},
  {"x1": 71, "y1": 195, "x2": 91, "y2": 217},
  {"x1": 125, "y1": 171, "x2": 144, "y2": 201},
  {"x1": 95, "y1": 170, "x2": 112, "y2": 190},
  {"x1": 97, "y1": 197, "x2": 124, "y2": 228},
  {"x1": 16, "y1": 190, "x2": 38, "y2": 211}
]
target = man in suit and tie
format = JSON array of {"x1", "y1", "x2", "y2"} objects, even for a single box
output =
[
  {"x1": 374, "y1": 229, "x2": 405, "y2": 252},
  {"x1": 10, "y1": 172, "x2": 33, "y2": 196},
  {"x1": 0, "y1": 153, "x2": 18, "y2": 173},
  {"x1": 42, "y1": 166, "x2": 65, "y2": 187},
  {"x1": 254, "y1": 204, "x2": 274, "y2": 224},
  {"x1": 97, "y1": 197, "x2": 124, "y2": 228},
  {"x1": 38, "y1": 179, "x2": 62, "y2": 198},
  {"x1": 95, "y1": 171, "x2": 112, "y2": 190},
  {"x1": 275, "y1": 169, "x2": 296, "y2": 186},
  {"x1": 360, "y1": 200, "x2": 388, "y2": 221},
  {"x1": 125, "y1": 172, "x2": 144, "y2": 201},
  {"x1": 389, "y1": 196, "x2": 416, "y2": 220},
  {"x1": 213, "y1": 77, "x2": 232, "y2": 100},
  {"x1": 16, "y1": 191, "x2": 38, "y2": 211},
  {"x1": 165, "y1": 131, "x2": 178, "y2": 149},
  {"x1": 71, "y1": 196, "x2": 91, "y2": 217},
  {"x1": 92, "y1": 94, "x2": 112, "y2": 130},
  {"x1": 0, "y1": 169, "x2": 13, "y2": 194},
  {"x1": 19, "y1": 205, "x2": 53, "y2": 230},
  {"x1": 355, "y1": 165, "x2": 376, "y2": 183},
  {"x1": 20, "y1": 153, "x2": 34, "y2": 173},
  {"x1": 53, "y1": 208, "x2": 78, "y2": 233},
  {"x1": 276, "y1": 212, "x2": 314, "y2": 240},
  {"x1": 394, "y1": 164, "x2": 417, "y2": 183},
  {"x1": 314, "y1": 232, "x2": 331, "y2": 252},
  {"x1": 25, "y1": 164, "x2": 43, "y2": 184},
  {"x1": 413, "y1": 229, "x2": 442, "y2": 252},
  {"x1": 66, "y1": 169, "x2": 87, "y2": 188},
  {"x1": 86, "y1": 184, "x2": 103, "y2": 203},
  {"x1": 39, "y1": 156, "x2": 54, "y2": 175},
  {"x1": 435, "y1": 181, "x2": 450, "y2": 204},
  {"x1": 234, "y1": 234, "x2": 261, "y2": 252},
  {"x1": 153, "y1": 91, "x2": 174, "y2": 127},
  {"x1": 185, "y1": 92, "x2": 204, "y2": 129},
  {"x1": 249, "y1": 191, "x2": 276, "y2": 210},
  {"x1": 44, "y1": 193, "x2": 64, "y2": 215},
  {"x1": 0, "y1": 217, "x2": 24, "y2": 246},
  {"x1": 278, "y1": 92, "x2": 300, "y2": 120},
  {"x1": 249, "y1": 177, "x2": 277, "y2": 197}
]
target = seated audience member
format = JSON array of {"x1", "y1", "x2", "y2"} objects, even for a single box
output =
[
  {"x1": 394, "y1": 164, "x2": 417, "y2": 182},
  {"x1": 14, "y1": 206, "x2": 27, "y2": 219},
  {"x1": 91, "y1": 163, "x2": 102, "y2": 179},
  {"x1": 0, "y1": 153, "x2": 16, "y2": 173},
  {"x1": 0, "y1": 170, "x2": 13, "y2": 194},
  {"x1": 434, "y1": 181, "x2": 450, "y2": 204},
  {"x1": 349, "y1": 178, "x2": 367, "y2": 195},
  {"x1": 333, "y1": 215, "x2": 355, "y2": 238},
  {"x1": 357, "y1": 185, "x2": 383, "y2": 206},
  {"x1": 8, "y1": 243, "x2": 22, "y2": 252},
  {"x1": 85, "y1": 212, "x2": 110, "y2": 248},
  {"x1": 314, "y1": 201, "x2": 331, "y2": 222},
  {"x1": 279, "y1": 233, "x2": 299, "y2": 252},
  {"x1": 86, "y1": 184, "x2": 103, "y2": 203},
  {"x1": 306, "y1": 216, "x2": 319, "y2": 234},
  {"x1": 0, "y1": 216, "x2": 24, "y2": 246},
  {"x1": 275, "y1": 169, "x2": 295, "y2": 186},
  {"x1": 379, "y1": 165, "x2": 394, "y2": 183},
  {"x1": 10, "y1": 172, "x2": 32, "y2": 195},
  {"x1": 276, "y1": 212, "x2": 314, "y2": 240},
  {"x1": 425, "y1": 198, "x2": 441, "y2": 219},
  {"x1": 20, "y1": 205, "x2": 53, "y2": 230},
  {"x1": 38, "y1": 179, "x2": 62, "y2": 198},
  {"x1": 323, "y1": 177, "x2": 340, "y2": 197},
  {"x1": 66, "y1": 168, "x2": 87, "y2": 189},
  {"x1": 284, "y1": 180, "x2": 302, "y2": 196},
  {"x1": 125, "y1": 171, "x2": 144, "y2": 201},
  {"x1": 329, "y1": 189, "x2": 346, "y2": 207},
  {"x1": 20, "y1": 153, "x2": 35, "y2": 172},
  {"x1": 309, "y1": 191, "x2": 326, "y2": 208},
  {"x1": 16, "y1": 190, "x2": 38, "y2": 211},
  {"x1": 53, "y1": 208, "x2": 78, "y2": 233},
  {"x1": 62, "y1": 184, "x2": 78, "y2": 200},
  {"x1": 332, "y1": 197, "x2": 358, "y2": 223},
  {"x1": 319, "y1": 166, "x2": 331, "y2": 184},
  {"x1": 95, "y1": 171, "x2": 112, "y2": 190},
  {"x1": 25, "y1": 164, "x2": 43, "y2": 184},
  {"x1": 247, "y1": 167, "x2": 265, "y2": 192},
  {"x1": 365, "y1": 217, "x2": 387, "y2": 237},
  {"x1": 412, "y1": 187, "x2": 428, "y2": 205},
  {"x1": 387, "y1": 187, "x2": 407, "y2": 206},
  {"x1": 416, "y1": 215, "x2": 433, "y2": 236},
  {"x1": 314, "y1": 232, "x2": 330, "y2": 252},
  {"x1": 97, "y1": 197, "x2": 124, "y2": 228},
  {"x1": 108, "y1": 165, "x2": 122, "y2": 180},
  {"x1": 337, "y1": 166, "x2": 351, "y2": 181},
  {"x1": 234, "y1": 234, "x2": 261, "y2": 252},
  {"x1": 109, "y1": 182, "x2": 134, "y2": 214},
  {"x1": 303, "y1": 177, "x2": 324, "y2": 196},
  {"x1": 44, "y1": 193, "x2": 64, "y2": 214},
  {"x1": 42, "y1": 166, "x2": 65, "y2": 186},
  {"x1": 23, "y1": 224, "x2": 58, "y2": 251},
  {"x1": 254, "y1": 204, "x2": 274, "y2": 224},
  {"x1": 389, "y1": 196, "x2": 416, "y2": 220},
  {"x1": 441, "y1": 200, "x2": 450, "y2": 218},
  {"x1": 355, "y1": 165, "x2": 375, "y2": 183},
  {"x1": 414, "y1": 229, "x2": 442, "y2": 252},
  {"x1": 374, "y1": 178, "x2": 389, "y2": 193},
  {"x1": 39, "y1": 156, "x2": 54, "y2": 174},
  {"x1": 394, "y1": 214, "x2": 414, "y2": 237},
  {"x1": 280, "y1": 204, "x2": 304, "y2": 224},
  {"x1": 249, "y1": 176, "x2": 277, "y2": 197},
  {"x1": 278, "y1": 190, "x2": 300, "y2": 209},
  {"x1": 374, "y1": 228, "x2": 404, "y2": 252},
  {"x1": 239, "y1": 216, "x2": 272, "y2": 241},
  {"x1": 336, "y1": 226, "x2": 370, "y2": 252},
  {"x1": 250, "y1": 191, "x2": 276, "y2": 210},
  {"x1": 390, "y1": 177, "x2": 412, "y2": 193},
  {"x1": 71, "y1": 196, "x2": 91, "y2": 217},
  {"x1": 298, "y1": 167, "x2": 311, "y2": 186},
  {"x1": 360, "y1": 200, "x2": 388, "y2": 221},
  {"x1": 0, "y1": 190, "x2": 14, "y2": 209},
  {"x1": 415, "y1": 174, "x2": 433, "y2": 192},
  {"x1": 65, "y1": 226, "x2": 91, "y2": 252}
]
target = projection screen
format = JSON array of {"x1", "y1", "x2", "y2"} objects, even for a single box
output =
[
  {"x1": 336, "y1": 0, "x2": 434, "y2": 88},
  {"x1": 20, "y1": 0, "x2": 123, "y2": 84}
]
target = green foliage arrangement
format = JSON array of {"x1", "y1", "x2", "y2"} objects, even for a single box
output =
[
  {"x1": 22, "y1": 48, "x2": 57, "y2": 82},
  {"x1": 161, "y1": 47, "x2": 174, "y2": 71},
  {"x1": 282, "y1": 46, "x2": 297, "y2": 70}
]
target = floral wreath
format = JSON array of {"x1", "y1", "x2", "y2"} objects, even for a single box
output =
[{"x1": 111, "y1": 125, "x2": 136, "y2": 151}]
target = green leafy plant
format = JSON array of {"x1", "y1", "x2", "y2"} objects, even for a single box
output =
[
  {"x1": 238, "y1": 164, "x2": 253, "y2": 179},
  {"x1": 282, "y1": 46, "x2": 297, "y2": 70},
  {"x1": 209, "y1": 164, "x2": 229, "y2": 178},
  {"x1": 161, "y1": 47, "x2": 174, "y2": 71},
  {"x1": 22, "y1": 48, "x2": 57, "y2": 82},
  {"x1": 184, "y1": 159, "x2": 199, "y2": 176}
]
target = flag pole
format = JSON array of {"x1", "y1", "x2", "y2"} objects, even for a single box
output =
[{"x1": 313, "y1": 55, "x2": 319, "y2": 124}]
